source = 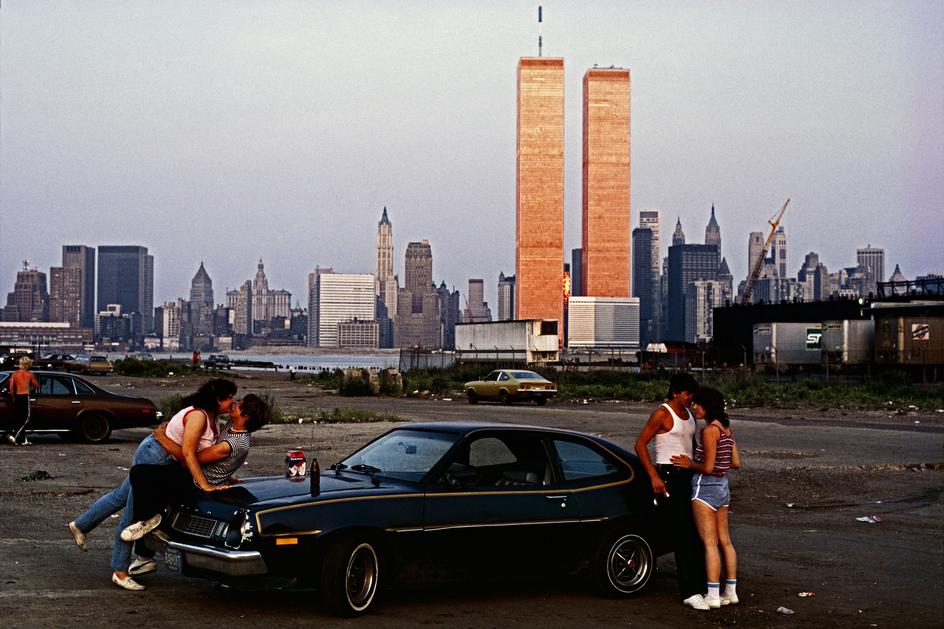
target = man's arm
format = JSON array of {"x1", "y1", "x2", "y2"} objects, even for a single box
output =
[{"x1": 634, "y1": 407, "x2": 671, "y2": 496}]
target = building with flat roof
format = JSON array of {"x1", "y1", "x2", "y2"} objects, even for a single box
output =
[
  {"x1": 62, "y1": 245, "x2": 96, "y2": 328},
  {"x1": 97, "y1": 245, "x2": 153, "y2": 334},
  {"x1": 581, "y1": 67, "x2": 631, "y2": 298},
  {"x1": 516, "y1": 57, "x2": 564, "y2": 340},
  {"x1": 567, "y1": 296, "x2": 640, "y2": 349},
  {"x1": 314, "y1": 273, "x2": 375, "y2": 348}
]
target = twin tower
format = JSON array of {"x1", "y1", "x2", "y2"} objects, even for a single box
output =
[{"x1": 516, "y1": 58, "x2": 630, "y2": 337}]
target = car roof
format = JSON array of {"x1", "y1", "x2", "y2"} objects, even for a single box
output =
[{"x1": 396, "y1": 421, "x2": 614, "y2": 443}]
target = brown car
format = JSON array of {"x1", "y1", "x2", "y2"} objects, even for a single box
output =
[{"x1": 0, "y1": 370, "x2": 162, "y2": 443}]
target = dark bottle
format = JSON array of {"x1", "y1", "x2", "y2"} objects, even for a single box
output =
[{"x1": 310, "y1": 457, "x2": 321, "y2": 496}]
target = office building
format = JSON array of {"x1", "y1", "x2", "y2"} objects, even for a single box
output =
[
  {"x1": 747, "y1": 231, "x2": 765, "y2": 278},
  {"x1": 306, "y1": 267, "x2": 333, "y2": 347},
  {"x1": 313, "y1": 273, "x2": 375, "y2": 348},
  {"x1": 465, "y1": 279, "x2": 490, "y2": 322},
  {"x1": 685, "y1": 280, "x2": 723, "y2": 343},
  {"x1": 581, "y1": 67, "x2": 631, "y2": 298},
  {"x1": 516, "y1": 57, "x2": 564, "y2": 339},
  {"x1": 771, "y1": 226, "x2": 788, "y2": 278},
  {"x1": 437, "y1": 281, "x2": 461, "y2": 350},
  {"x1": 375, "y1": 207, "x2": 398, "y2": 347},
  {"x1": 570, "y1": 249, "x2": 583, "y2": 297},
  {"x1": 62, "y1": 245, "x2": 96, "y2": 328},
  {"x1": 666, "y1": 238, "x2": 720, "y2": 341},
  {"x1": 97, "y1": 245, "x2": 154, "y2": 334},
  {"x1": 567, "y1": 296, "x2": 640, "y2": 349},
  {"x1": 396, "y1": 241, "x2": 441, "y2": 348},
  {"x1": 672, "y1": 218, "x2": 686, "y2": 246},
  {"x1": 189, "y1": 262, "x2": 214, "y2": 336},
  {"x1": 497, "y1": 272, "x2": 516, "y2": 321},
  {"x1": 3, "y1": 263, "x2": 48, "y2": 323},
  {"x1": 49, "y1": 266, "x2": 82, "y2": 327},
  {"x1": 632, "y1": 227, "x2": 654, "y2": 346},
  {"x1": 248, "y1": 259, "x2": 291, "y2": 330},
  {"x1": 857, "y1": 246, "x2": 885, "y2": 297},
  {"x1": 338, "y1": 319, "x2": 380, "y2": 349},
  {"x1": 226, "y1": 280, "x2": 253, "y2": 337},
  {"x1": 638, "y1": 210, "x2": 662, "y2": 341},
  {"x1": 704, "y1": 205, "x2": 721, "y2": 249}
]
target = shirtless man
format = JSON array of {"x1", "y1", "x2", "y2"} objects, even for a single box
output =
[
  {"x1": 7, "y1": 357, "x2": 40, "y2": 445},
  {"x1": 634, "y1": 372, "x2": 709, "y2": 610}
]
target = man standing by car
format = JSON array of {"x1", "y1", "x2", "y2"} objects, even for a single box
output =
[
  {"x1": 634, "y1": 373, "x2": 708, "y2": 610},
  {"x1": 7, "y1": 357, "x2": 40, "y2": 445}
]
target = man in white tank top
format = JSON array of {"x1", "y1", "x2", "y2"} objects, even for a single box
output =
[{"x1": 634, "y1": 373, "x2": 709, "y2": 610}]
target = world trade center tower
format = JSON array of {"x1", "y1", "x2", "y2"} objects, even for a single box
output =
[
  {"x1": 516, "y1": 57, "x2": 564, "y2": 337},
  {"x1": 581, "y1": 67, "x2": 631, "y2": 298}
]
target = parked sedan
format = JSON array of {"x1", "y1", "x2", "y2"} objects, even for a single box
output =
[
  {"x1": 464, "y1": 369, "x2": 557, "y2": 405},
  {"x1": 0, "y1": 370, "x2": 162, "y2": 442},
  {"x1": 143, "y1": 423, "x2": 668, "y2": 617}
]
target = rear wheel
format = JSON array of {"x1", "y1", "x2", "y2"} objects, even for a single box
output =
[
  {"x1": 466, "y1": 390, "x2": 478, "y2": 405},
  {"x1": 593, "y1": 528, "x2": 654, "y2": 597},
  {"x1": 499, "y1": 390, "x2": 511, "y2": 405},
  {"x1": 535, "y1": 397, "x2": 547, "y2": 406},
  {"x1": 320, "y1": 535, "x2": 381, "y2": 617},
  {"x1": 77, "y1": 413, "x2": 112, "y2": 443}
]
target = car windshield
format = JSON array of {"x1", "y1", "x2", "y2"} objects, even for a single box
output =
[
  {"x1": 338, "y1": 429, "x2": 460, "y2": 483},
  {"x1": 510, "y1": 371, "x2": 542, "y2": 379}
]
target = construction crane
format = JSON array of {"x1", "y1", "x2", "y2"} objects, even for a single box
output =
[{"x1": 740, "y1": 199, "x2": 791, "y2": 305}]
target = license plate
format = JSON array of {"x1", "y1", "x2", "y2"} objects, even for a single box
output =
[{"x1": 163, "y1": 548, "x2": 182, "y2": 573}]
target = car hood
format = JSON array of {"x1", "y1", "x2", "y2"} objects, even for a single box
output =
[{"x1": 203, "y1": 473, "x2": 415, "y2": 509}]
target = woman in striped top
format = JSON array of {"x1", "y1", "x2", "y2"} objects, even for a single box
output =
[{"x1": 671, "y1": 387, "x2": 741, "y2": 610}]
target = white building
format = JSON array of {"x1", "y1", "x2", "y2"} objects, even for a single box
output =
[
  {"x1": 314, "y1": 273, "x2": 375, "y2": 348},
  {"x1": 567, "y1": 296, "x2": 640, "y2": 349},
  {"x1": 685, "y1": 280, "x2": 723, "y2": 343}
]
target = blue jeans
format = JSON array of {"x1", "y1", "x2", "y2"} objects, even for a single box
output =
[{"x1": 73, "y1": 435, "x2": 175, "y2": 572}]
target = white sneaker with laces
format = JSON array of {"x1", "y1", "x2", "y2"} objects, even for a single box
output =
[
  {"x1": 722, "y1": 593, "x2": 740, "y2": 605},
  {"x1": 706, "y1": 596, "x2": 722, "y2": 609},
  {"x1": 111, "y1": 573, "x2": 145, "y2": 591},
  {"x1": 683, "y1": 594, "x2": 711, "y2": 611},
  {"x1": 120, "y1": 514, "x2": 162, "y2": 542}
]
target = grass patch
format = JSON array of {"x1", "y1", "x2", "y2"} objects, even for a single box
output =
[{"x1": 274, "y1": 407, "x2": 407, "y2": 424}]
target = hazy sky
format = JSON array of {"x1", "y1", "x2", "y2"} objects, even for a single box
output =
[{"x1": 2, "y1": 1, "x2": 942, "y2": 307}]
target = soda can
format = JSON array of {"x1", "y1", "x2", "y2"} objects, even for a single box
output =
[{"x1": 285, "y1": 450, "x2": 307, "y2": 478}]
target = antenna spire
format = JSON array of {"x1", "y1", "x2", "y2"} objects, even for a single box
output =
[{"x1": 538, "y1": 6, "x2": 543, "y2": 57}]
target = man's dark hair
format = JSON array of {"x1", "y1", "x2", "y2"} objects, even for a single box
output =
[
  {"x1": 240, "y1": 393, "x2": 272, "y2": 432},
  {"x1": 182, "y1": 379, "x2": 238, "y2": 414},
  {"x1": 666, "y1": 373, "x2": 698, "y2": 400},
  {"x1": 692, "y1": 386, "x2": 729, "y2": 427}
]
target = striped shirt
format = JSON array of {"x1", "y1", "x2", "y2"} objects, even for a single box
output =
[
  {"x1": 694, "y1": 424, "x2": 736, "y2": 477},
  {"x1": 201, "y1": 422, "x2": 252, "y2": 485}
]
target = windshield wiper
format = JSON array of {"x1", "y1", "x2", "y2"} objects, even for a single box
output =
[{"x1": 330, "y1": 462, "x2": 348, "y2": 472}]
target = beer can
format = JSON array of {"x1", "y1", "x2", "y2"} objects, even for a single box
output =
[{"x1": 285, "y1": 450, "x2": 306, "y2": 478}]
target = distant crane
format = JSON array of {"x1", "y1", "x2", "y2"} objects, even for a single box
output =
[{"x1": 740, "y1": 199, "x2": 791, "y2": 305}]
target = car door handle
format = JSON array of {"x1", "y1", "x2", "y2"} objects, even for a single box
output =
[
  {"x1": 545, "y1": 495, "x2": 568, "y2": 508},
  {"x1": 71, "y1": 400, "x2": 82, "y2": 404}
]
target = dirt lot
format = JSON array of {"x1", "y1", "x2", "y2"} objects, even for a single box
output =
[{"x1": 1, "y1": 372, "x2": 942, "y2": 628}]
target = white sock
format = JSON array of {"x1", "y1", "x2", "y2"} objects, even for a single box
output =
[
  {"x1": 707, "y1": 582, "x2": 720, "y2": 600},
  {"x1": 724, "y1": 579, "x2": 737, "y2": 597}
]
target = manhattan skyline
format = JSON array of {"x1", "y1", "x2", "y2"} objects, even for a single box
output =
[{"x1": 2, "y1": 1, "x2": 942, "y2": 305}]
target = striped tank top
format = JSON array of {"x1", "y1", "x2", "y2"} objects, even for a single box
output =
[{"x1": 694, "y1": 424, "x2": 735, "y2": 477}]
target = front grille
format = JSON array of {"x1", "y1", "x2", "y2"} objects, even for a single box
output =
[{"x1": 171, "y1": 511, "x2": 228, "y2": 539}]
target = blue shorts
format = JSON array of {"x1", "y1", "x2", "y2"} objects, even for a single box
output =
[{"x1": 691, "y1": 473, "x2": 730, "y2": 511}]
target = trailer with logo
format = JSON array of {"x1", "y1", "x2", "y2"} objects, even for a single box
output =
[
  {"x1": 752, "y1": 322, "x2": 823, "y2": 367},
  {"x1": 822, "y1": 319, "x2": 875, "y2": 367}
]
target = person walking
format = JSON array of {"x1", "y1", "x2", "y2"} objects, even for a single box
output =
[
  {"x1": 634, "y1": 372, "x2": 708, "y2": 610},
  {"x1": 672, "y1": 386, "x2": 741, "y2": 609},
  {"x1": 7, "y1": 357, "x2": 40, "y2": 445}
]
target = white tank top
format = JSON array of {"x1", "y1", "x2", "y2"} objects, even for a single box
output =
[
  {"x1": 653, "y1": 402, "x2": 695, "y2": 463},
  {"x1": 165, "y1": 405, "x2": 218, "y2": 452}
]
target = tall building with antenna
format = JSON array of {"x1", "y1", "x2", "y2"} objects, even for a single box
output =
[
  {"x1": 581, "y1": 67, "x2": 631, "y2": 298},
  {"x1": 516, "y1": 54, "x2": 564, "y2": 339}
]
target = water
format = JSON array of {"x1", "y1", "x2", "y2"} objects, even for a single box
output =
[{"x1": 112, "y1": 351, "x2": 400, "y2": 372}]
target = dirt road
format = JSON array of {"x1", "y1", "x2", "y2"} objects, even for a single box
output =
[{"x1": 1, "y1": 373, "x2": 941, "y2": 628}]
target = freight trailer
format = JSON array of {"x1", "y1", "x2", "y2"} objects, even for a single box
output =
[
  {"x1": 752, "y1": 322, "x2": 823, "y2": 367},
  {"x1": 455, "y1": 320, "x2": 560, "y2": 364},
  {"x1": 873, "y1": 303, "x2": 944, "y2": 368},
  {"x1": 822, "y1": 319, "x2": 875, "y2": 367}
]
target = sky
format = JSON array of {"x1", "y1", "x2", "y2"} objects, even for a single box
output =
[{"x1": 2, "y1": 0, "x2": 943, "y2": 308}]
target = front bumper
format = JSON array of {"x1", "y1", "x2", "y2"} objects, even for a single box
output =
[{"x1": 143, "y1": 536, "x2": 267, "y2": 577}]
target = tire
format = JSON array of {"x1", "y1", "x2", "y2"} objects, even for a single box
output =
[
  {"x1": 320, "y1": 535, "x2": 381, "y2": 617},
  {"x1": 499, "y1": 390, "x2": 511, "y2": 405},
  {"x1": 535, "y1": 397, "x2": 547, "y2": 406},
  {"x1": 593, "y1": 529, "x2": 654, "y2": 597},
  {"x1": 77, "y1": 413, "x2": 112, "y2": 444},
  {"x1": 466, "y1": 390, "x2": 478, "y2": 405}
]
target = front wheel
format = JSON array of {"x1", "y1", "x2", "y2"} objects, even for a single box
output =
[
  {"x1": 320, "y1": 536, "x2": 381, "y2": 617},
  {"x1": 593, "y1": 529, "x2": 654, "y2": 597},
  {"x1": 466, "y1": 390, "x2": 478, "y2": 405}
]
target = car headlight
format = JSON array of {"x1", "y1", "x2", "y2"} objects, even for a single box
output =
[{"x1": 224, "y1": 510, "x2": 254, "y2": 548}]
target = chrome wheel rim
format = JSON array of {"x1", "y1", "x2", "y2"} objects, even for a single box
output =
[
  {"x1": 345, "y1": 543, "x2": 378, "y2": 611},
  {"x1": 607, "y1": 534, "x2": 651, "y2": 592}
]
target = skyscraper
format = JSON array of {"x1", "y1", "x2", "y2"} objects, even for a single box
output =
[
  {"x1": 375, "y1": 207, "x2": 398, "y2": 319},
  {"x1": 747, "y1": 231, "x2": 765, "y2": 279},
  {"x1": 49, "y1": 266, "x2": 82, "y2": 326},
  {"x1": 856, "y1": 245, "x2": 885, "y2": 297},
  {"x1": 667, "y1": 240, "x2": 720, "y2": 341},
  {"x1": 465, "y1": 279, "x2": 490, "y2": 322},
  {"x1": 771, "y1": 226, "x2": 788, "y2": 278},
  {"x1": 62, "y1": 245, "x2": 95, "y2": 328},
  {"x1": 685, "y1": 280, "x2": 723, "y2": 343},
  {"x1": 97, "y1": 245, "x2": 154, "y2": 334},
  {"x1": 189, "y1": 262, "x2": 214, "y2": 336},
  {"x1": 638, "y1": 210, "x2": 662, "y2": 341},
  {"x1": 672, "y1": 218, "x2": 686, "y2": 246},
  {"x1": 315, "y1": 274, "x2": 376, "y2": 348},
  {"x1": 306, "y1": 266, "x2": 333, "y2": 346},
  {"x1": 581, "y1": 67, "x2": 631, "y2": 298},
  {"x1": 570, "y1": 249, "x2": 583, "y2": 297},
  {"x1": 705, "y1": 204, "x2": 721, "y2": 249},
  {"x1": 497, "y1": 272, "x2": 516, "y2": 321},
  {"x1": 396, "y1": 241, "x2": 441, "y2": 347},
  {"x1": 631, "y1": 227, "x2": 653, "y2": 346},
  {"x1": 3, "y1": 262, "x2": 48, "y2": 322},
  {"x1": 516, "y1": 57, "x2": 564, "y2": 339}
]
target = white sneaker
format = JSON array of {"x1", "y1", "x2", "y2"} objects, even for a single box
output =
[
  {"x1": 68, "y1": 521, "x2": 87, "y2": 551},
  {"x1": 128, "y1": 556, "x2": 157, "y2": 576},
  {"x1": 111, "y1": 572, "x2": 145, "y2": 591},
  {"x1": 706, "y1": 596, "x2": 722, "y2": 609},
  {"x1": 722, "y1": 593, "x2": 740, "y2": 605},
  {"x1": 120, "y1": 514, "x2": 162, "y2": 542},
  {"x1": 683, "y1": 594, "x2": 711, "y2": 611},
  {"x1": 6, "y1": 435, "x2": 15, "y2": 445}
]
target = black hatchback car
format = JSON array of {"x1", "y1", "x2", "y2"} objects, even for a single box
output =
[
  {"x1": 0, "y1": 370, "x2": 162, "y2": 442},
  {"x1": 144, "y1": 423, "x2": 670, "y2": 616}
]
